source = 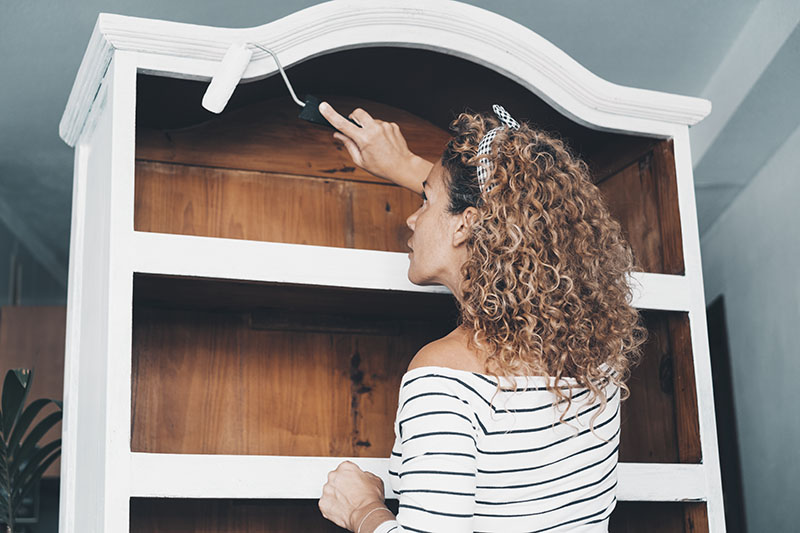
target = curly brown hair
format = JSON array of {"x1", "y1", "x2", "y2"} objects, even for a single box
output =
[{"x1": 440, "y1": 109, "x2": 648, "y2": 437}]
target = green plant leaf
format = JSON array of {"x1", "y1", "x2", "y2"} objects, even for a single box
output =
[
  {"x1": 7, "y1": 399, "x2": 60, "y2": 458},
  {"x1": 0, "y1": 483, "x2": 9, "y2": 526},
  {"x1": 11, "y1": 439, "x2": 60, "y2": 492},
  {"x1": 12, "y1": 445, "x2": 60, "y2": 513},
  {"x1": 1, "y1": 369, "x2": 32, "y2": 439},
  {"x1": 11, "y1": 411, "x2": 61, "y2": 474}
]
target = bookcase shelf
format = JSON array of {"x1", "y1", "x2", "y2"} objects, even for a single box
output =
[
  {"x1": 58, "y1": 2, "x2": 723, "y2": 532},
  {"x1": 131, "y1": 231, "x2": 690, "y2": 309},
  {"x1": 129, "y1": 452, "x2": 706, "y2": 502}
]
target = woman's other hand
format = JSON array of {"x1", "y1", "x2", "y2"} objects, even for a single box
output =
[
  {"x1": 318, "y1": 460, "x2": 393, "y2": 531},
  {"x1": 318, "y1": 101, "x2": 432, "y2": 195}
]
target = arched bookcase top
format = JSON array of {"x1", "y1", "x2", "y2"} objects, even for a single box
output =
[{"x1": 59, "y1": 0, "x2": 711, "y2": 147}]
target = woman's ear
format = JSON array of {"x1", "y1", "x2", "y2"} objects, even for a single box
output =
[{"x1": 452, "y1": 207, "x2": 479, "y2": 247}]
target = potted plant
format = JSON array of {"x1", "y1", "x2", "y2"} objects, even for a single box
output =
[{"x1": 0, "y1": 369, "x2": 62, "y2": 533}]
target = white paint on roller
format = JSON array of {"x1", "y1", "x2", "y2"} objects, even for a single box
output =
[{"x1": 201, "y1": 42, "x2": 252, "y2": 113}]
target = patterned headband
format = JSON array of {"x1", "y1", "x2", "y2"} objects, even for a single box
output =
[{"x1": 476, "y1": 104, "x2": 520, "y2": 194}]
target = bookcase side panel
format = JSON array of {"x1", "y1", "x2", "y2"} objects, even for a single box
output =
[
  {"x1": 60, "y1": 60, "x2": 115, "y2": 533},
  {"x1": 673, "y1": 127, "x2": 725, "y2": 533}
]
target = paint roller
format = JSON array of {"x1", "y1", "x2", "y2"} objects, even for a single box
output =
[{"x1": 202, "y1": 42, "x2": 361, "y2": 130}]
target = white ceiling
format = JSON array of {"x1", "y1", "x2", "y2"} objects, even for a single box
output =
[{"x1": 1, "y1": 0, "x2": 796, "y2": 292}]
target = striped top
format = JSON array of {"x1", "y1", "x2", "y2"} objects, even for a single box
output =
[{"x1": 375, "y1": 365, "x2": 620, "y2": 533}]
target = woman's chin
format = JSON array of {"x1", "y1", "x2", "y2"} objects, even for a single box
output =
[{"x1": 407, "y1": 261, "x2": 421, "y2": 285}]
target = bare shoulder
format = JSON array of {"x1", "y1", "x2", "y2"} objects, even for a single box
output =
[{"x1": 407, "y1": 333, "x2": 485, "y2": 373}]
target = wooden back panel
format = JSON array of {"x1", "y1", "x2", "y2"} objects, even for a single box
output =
[
  {"x1": 131, "y1": 50, "x2": 702, "y2": 529},
  {"x1": 131, "y1": 274, "x2": 457, "y2": 457},
  {"x1": 597, "y1": 140, "x2": 684, "y2": 275},
  {"x1": 135, "y1": 96, "x2": 445, "y2": 252},
  {"x1": 619, "y1": 311, "x2": 701, "y2": 463},
  {"x1": 135, "y1": 71, "x2": 684, "y2": 275}
]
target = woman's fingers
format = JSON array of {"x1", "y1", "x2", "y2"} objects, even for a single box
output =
[
  {"x1": 349, "y1": 107, "x2": 375, "y2": 128},
  {"x1": 332, "y1": 132, "x2": 364, "y2": 167},
  {"x1": 319, "y1": 101, "x2": 364, "y2": 141},
  {"x1": 320, "y1": 102, "x2": 419, "y2": 186}
]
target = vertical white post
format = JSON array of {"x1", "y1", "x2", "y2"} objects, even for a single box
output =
[
  {"x1": 58, "y1": 50, "x2": 138, "y2": 533},
  {"x1": 673, "y1": 125, "x2": 726, "y2": 532},
  {"x1": 102, "y1": 50, "x2": 138, "y2": 532}
]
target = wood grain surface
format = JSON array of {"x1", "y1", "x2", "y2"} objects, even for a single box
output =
[{"x1": 129, "y1": 48, "x2": 701, "y2": 529}]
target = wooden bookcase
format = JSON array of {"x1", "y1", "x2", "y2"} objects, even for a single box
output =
[{"x1": 57, "y1": 1, "x2": 723, "y2": 531}]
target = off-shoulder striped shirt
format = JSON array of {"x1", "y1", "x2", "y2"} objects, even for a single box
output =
[{"x1": 375, "y1": 365, "x2": 619, "y2": 533}]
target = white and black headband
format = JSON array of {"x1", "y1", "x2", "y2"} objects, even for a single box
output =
[{"x1": 476, "y1": 104, "x2": 520, "y2": 194}]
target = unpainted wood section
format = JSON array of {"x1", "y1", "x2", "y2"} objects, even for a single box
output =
[
  {"x1": 136, "y1": 96, "x2": 450, "y2": 185},
  {"x1": 619, "y1": 311, "x2": 679, "y2": 463},
  {"x1": 136, "y1": 64, "x2": 683, "y2": 274},
  {"x1": 132, "y1": 47, "x2": 699, "y2": 528},
  {"x1": 134, "y1": 160, "x2": 422, "y2": 250},
  {"x1": 130, "y1": 306, "x2": 445, "y2": 455},
  {"x1": 135, "y1": 125, "x2": 684, "y2": 273},
  {"x1": 130, "y1": 499, "x2": 708, "y2": 532},
  {"x1": 584, "y1": 136, "x2": 659, "y2": 185},
  {"x1": 130, "y1": 498, "x2": 400, "y2": 532},
  {"x1": 597, "y1": 153, "x2": 665, "y2": 274},
  {"x1": 131, "y1": 276, "x2": 456, "y2": 456},
  {"x1": 618, "y1": 310, "x2": 702, "y2": 466},
  {"x1": 652, "y1": 140, "x2": 685, "y2": 275},
  {"x1": 670, "y1": 313, "x2": 702, "y2": 462},
  {"x1": 132, "y1": 274, "x2": 456, "y2": 322},
  {"x1": 136, "y1": 161, "x2": 341, "y2": 246},
  {"x1": 669, "y1": 313, "x2": 706, "y2": 530},
  {"x1": 135, "y1": 48, "x2": 659, "y2": 187},
  {"x1": 611, "y1": 502, "x2": 708, "y2": 533},
  {"x1": 0, "y1": 306, "x2": 65, "y2": 478},
  {"x1": 684, "y1": 502, "x2": 710, "y2": 533}
]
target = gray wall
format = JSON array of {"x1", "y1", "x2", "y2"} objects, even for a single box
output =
[
  {"x1": 699, "y1": 122, "x2": 800, "y2": 532},
  {"x1": 0, "y1": 218, "x2": 65, "y2": 306}
]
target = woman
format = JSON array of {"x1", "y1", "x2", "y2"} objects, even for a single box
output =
[{"x1": 316, "y1": 101, "x2": 646, "y2": 533}]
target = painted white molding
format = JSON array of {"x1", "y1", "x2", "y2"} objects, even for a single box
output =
[
  {"x1": 130, "y1": 452, "x2": 707, "y2": 502},
  {"x1": 671, "y1": 126, "x2": 726, "y2": 532},
  {"x1": 130, "y1": 231, "x2": 449, "y2": 294},
  {"x1": 615, "y1": 463, "x2": 706, "y2": 502},
  {"x1": 132, "y1": 231, "x2": 690, "y2": 311},
  {"x1": 59, "y1": 16, "x2": 115, "y2": 150},
  {"x1": 59, "y1": 0, "x2": 711, "y2": 147},
  {"x1": 627, "y1": 272, "x2": 691, "y2": 312}
]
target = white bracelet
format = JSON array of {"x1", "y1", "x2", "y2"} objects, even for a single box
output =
[{"x1": 356, "y1": 505, "x2": 390, "y2": 533}]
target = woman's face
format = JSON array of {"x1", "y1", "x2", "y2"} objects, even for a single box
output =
[{"x1": 406, "y1": 161, "x2": 467, "y2": 292}]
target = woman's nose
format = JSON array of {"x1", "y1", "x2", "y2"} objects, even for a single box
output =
[{"x1": 406, "y1": 209, "x2": 418, "y2": 231}]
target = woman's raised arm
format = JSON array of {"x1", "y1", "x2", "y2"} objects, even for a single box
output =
[{"x1": 318, "y1": 101, "x2": 433, "y2": 196}]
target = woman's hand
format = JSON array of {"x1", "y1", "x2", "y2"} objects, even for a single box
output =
[
  {"x1": 318, "y1": 460, "x2": 391, "y2": 531},
  {"x1": 318, "y1": 101, "x2": 432, "y2": 194}
]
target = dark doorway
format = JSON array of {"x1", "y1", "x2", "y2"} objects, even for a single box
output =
[{"x1": 707, "y1": 295, "x2": 746, "y2": 532}]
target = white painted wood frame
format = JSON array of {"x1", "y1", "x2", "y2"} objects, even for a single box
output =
[{"x1": 57, "y1": 1, "x2": 722, "y2": 531}]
